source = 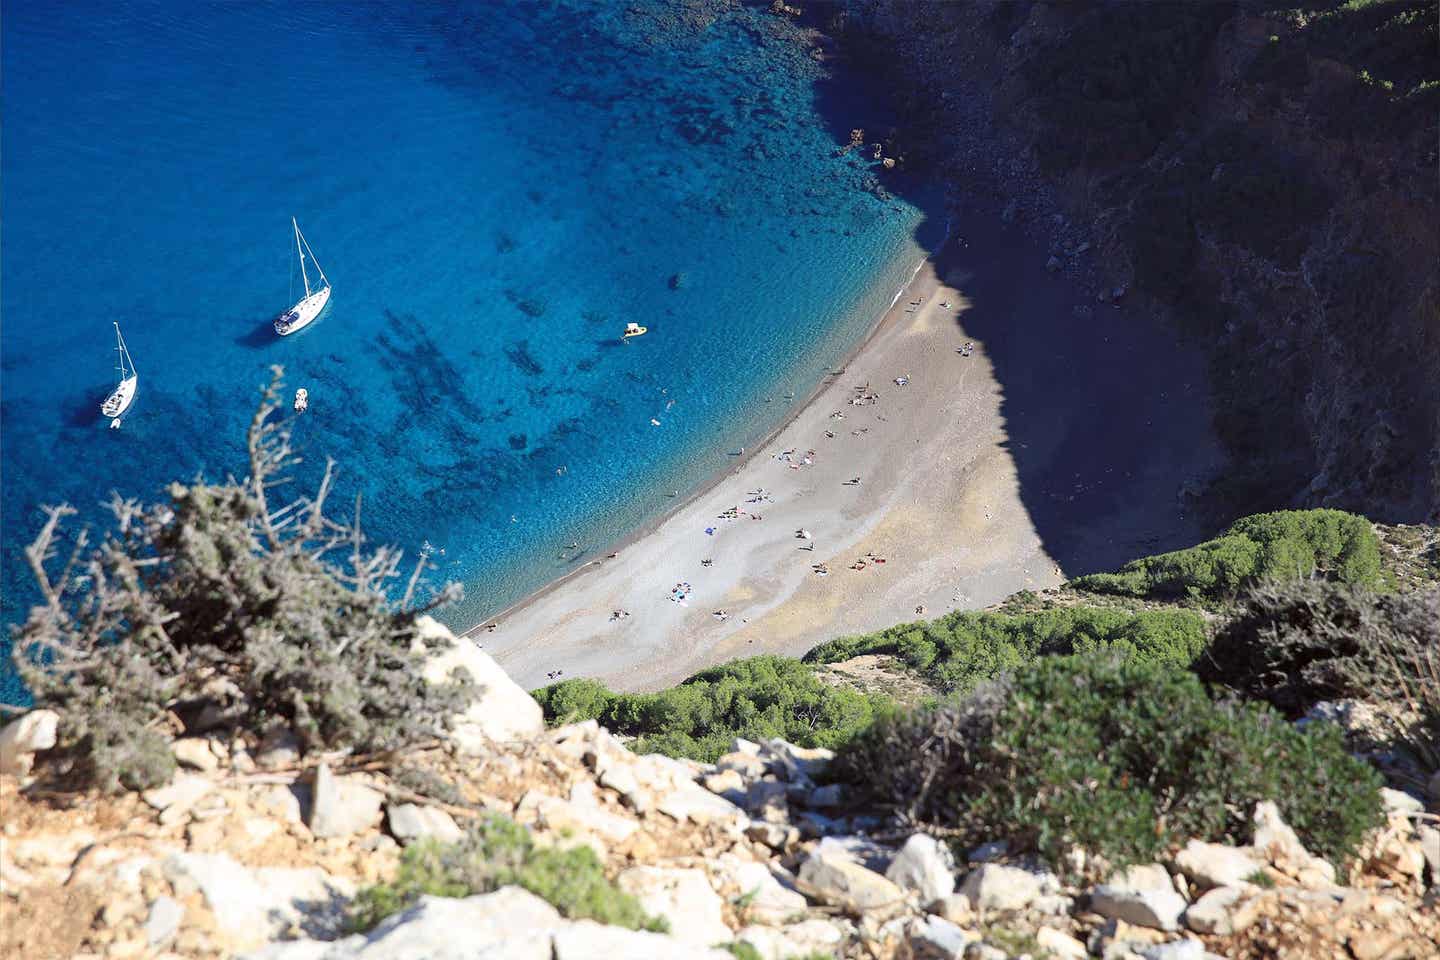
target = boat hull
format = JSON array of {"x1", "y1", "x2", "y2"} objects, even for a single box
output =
[
  {"x1": 274, "y1": 286, "x2": 331, "y2": 336},
  {"x1": 102, "y1": 376, "x2": 138, "y2": 419}
]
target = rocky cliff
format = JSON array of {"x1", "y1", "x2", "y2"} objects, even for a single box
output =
[
  {"x1": 2, "y1": 619, "x2": 1437, "y2": 960},
  {"x1": 832, "y1": 0, "x2": 1438, "y2": 523}
]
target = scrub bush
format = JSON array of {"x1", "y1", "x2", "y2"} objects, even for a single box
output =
[
  {"x1": 1200, "y1": 578, "x2": 1440, "y2": 716},
  {"x1": 10, "y1": 368, "x2": 468, "y2": 792},
  {"x1": 837, "y1": 654, "x2": 1384, "y2": 875},
  {"x1": 349, "y1": 814, "x2": 664, "y2": 933},
  {"x1": 1072, "y1": 509, "x2": 1382, "y2": 600},
  {"x1": 533, "y1": 655, "x2": 886, "y2": 762},
  {"x1": 804, "y1": 606, "x2": 1207, "y2": 693}
]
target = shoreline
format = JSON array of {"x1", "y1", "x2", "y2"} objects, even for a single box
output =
[
  {"x1": 461, "y1": 240, "x2": 939, "y2": 644},
  {"x1": 470, "y1": 204, "x2": 1219, "y2": 694}
]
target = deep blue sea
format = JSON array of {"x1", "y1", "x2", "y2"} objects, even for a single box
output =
[{"x1": 1, "y1": 0, "x2": 935, "y2": 698}]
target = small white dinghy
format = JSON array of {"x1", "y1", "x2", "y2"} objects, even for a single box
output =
[
  {"x1": 274, "y1": 218, "x2": 331, "y2": 336},
  {"x1": 101, "y1": 322, "x2": 138, "y2": 427},
  {"x1": 294, "y1": 388, "x2": 309, "y2": 413}
]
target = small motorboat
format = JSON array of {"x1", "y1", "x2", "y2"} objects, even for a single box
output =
[
  {"x1": 294, "y1": 388, "x2": 309, "y2": 413},
  {"x1": 621, "y1": 322, "x2": 648, "y2": 341}
]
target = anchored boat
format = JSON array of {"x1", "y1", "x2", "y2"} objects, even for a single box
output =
[
  {"x1": 101, "y1": 322, "x2": 138, "y2": 425},
  {"x1": 621, "y1": 321, "x2": 647, "y2": 341},
  {"x1": 274, "y1": 218, "x2": 331, "y2": 336}
]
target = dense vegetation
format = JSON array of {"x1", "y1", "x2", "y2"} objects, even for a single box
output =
[
  {"x1": 804, "y1": 606, "x2": 1207, "y2": 693},
  {"x1": 1071, "y1": 509, "x2": 1382, "y2": 600},
  {"x1": 1200, "y1": 578, "x2": 1440, "y2": 737},
  {"x1": 534, "y1": 655, "x2": 886, "y2": 762},
  {"x1": 837, "y1": 653, "x2": 1386, "y2": 874},
  {"x1": 8, "y1": 370, "x2": 466, "y2": 792},
  {"x1": 350, "y1": 815, "x2": 664, "y2": 933}
]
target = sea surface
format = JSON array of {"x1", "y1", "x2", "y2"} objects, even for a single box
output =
[{"x1": 1, "y1": 0, "x2": 935, "y2": 698}]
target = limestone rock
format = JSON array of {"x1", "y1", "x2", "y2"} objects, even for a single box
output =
[
  {"x1": 1252, "y1": 801, "x2": 1336, "y2": 888},
  {"x1": 256, "y1": 727, "x2": 303, "y2": 770},
  {"x1": 617, "y1": 866, "x2": 731, "y2": 946},
  {"x1": 246, "y1": 887, "x2": 562, "y2": 960},
  {"x1": 553, "y1": 921, "x2": 733, "y2": 960},
  {"x1": 1138, "y1": 939, "x2": 1205, "y2": 960},
  {"x1": 1379, "y1": 787, "x2": 1423, "y2": 815},
  {"x1": 1418, "y1": 825, "x2": 1440, "y2": 886},
  {"x1": 142, "y1": 774, "x2": 214, "y2": 824},
  {"x1": 171, "y1": 737, "x2": 220, "y2": 773},
  {"x1": 715, "y1": 751, "x2": 768, "y2": 780},
  {"x1": 415, "y1": 615, "x2": 544, "y2": 751},
  {"x1": 386, "y1": 803, "x2": 463, "y2": 844},
  {"x1": 1108, "y1": 863, "x2": 1178, "y2": 896},
  {"x1": 521, "y1": 791, "x2": 638, "y2": 844},
  {"x1": 761, "y1": 739, "x2": 833, "y2": 783},
  {"x1": 1089, "y1": 885, "x2": 1187, "y2": 932},
  {"x1": 799, "y1": 842, "x2": 905, "y2": 913},
  {"x1": 1184, "y1": 885, "x2": 1255, "y2": 936},
  {"x1": 886, "y1": 834, "x2": 955, "y2": 904},
  {"x1": 737, "y1": 920, "x2": 845, "y2": 960},
  {"x1": 959, "y1": 864, "x2": 1041, "y2": 912},
  {"x1": 713, "y1": 855, "x2": 807, "y2": 925},
  {"x1": 742, "y1": 780, "x2": 790, "y2": 820},
  {"x1": 703, "y1": 769, "x2": 746, "y2": 798},
  {"x1": 745, "y1": 820, "x2": 798, "y2": 851},
  {"x1": 656, "y1": 782, "x2": 746, "y2": 826},
  {"x1": 1035, "y1": 925, "x2": 1087, "y2": 959},
  {"x1": 0, "y1": 709, "x2": 59, "y2": 776},
  {"x1": 930, "y1": 893, "x2": 973, "y2": 926},
  {"x1": 910, "y1": 914, "x2": 978, "y2": 957},
  {"x1": 309, "y1": 763, "x2": 383, "y2": 839},
  {"x1": 144, "y1": 896, "x2": 184, "y2": 947},
  {"x1": 1174, "y1": 841, "x2": 1263, "y2": 890},
  {"x1": 164, "y1": 852, "x2": 354, "y2": 948}
]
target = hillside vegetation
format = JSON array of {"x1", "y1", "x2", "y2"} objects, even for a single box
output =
[{"x1": 1070, "y1": 508, "x2": 1382, "y2": 600}]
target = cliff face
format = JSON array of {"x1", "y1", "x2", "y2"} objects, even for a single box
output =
[{"x1": 838, "y1": 0, "x2": 1439, "y2": 523}]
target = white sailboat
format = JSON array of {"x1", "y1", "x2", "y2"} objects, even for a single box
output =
[
  {"x1": 274, "y1": 218, "x2": 331, "y2": 336},
  {"x1": 101, "y1": 322, "x2": 138, "y2": 424}
]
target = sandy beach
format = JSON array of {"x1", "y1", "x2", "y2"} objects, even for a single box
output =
[{"x1": 472, "y1": 247, "x2": 1049, "y2": 691}]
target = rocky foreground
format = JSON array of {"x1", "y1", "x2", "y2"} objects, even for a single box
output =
[{"x1": 2, "y1": 619, "x2": 1437, "y2": 960}]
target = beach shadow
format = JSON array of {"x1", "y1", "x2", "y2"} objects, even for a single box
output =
[{"x1": 805, "y1": 51, "x2": 1225, "y2": 577}]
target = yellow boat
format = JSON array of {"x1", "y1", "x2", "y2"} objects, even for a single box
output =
[{"x1": 621, "y1": 322, "x2": 648, "y2": 341}]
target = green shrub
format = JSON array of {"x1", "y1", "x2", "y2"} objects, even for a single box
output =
[
  {"x1": 1073, "y1": 509, "x2": 1382, "y2": 600},
  {"x1": 838, "y1": 654, "x2": 1384, "y2": 875},
  {"x1": 350, "y1": 815, "x2": 664, "y2": 933},
  {"x1": 10, "y1": 369, "x2": 468, "y2": 792},
  {"x1": 1200, "y1": 578, "x2": 1440, "y2": 716},
  {"x1": 533, "y1": 656, "x2": 886, "y2": 762},
  {"x1": 805, "y1": 606, "x2": 1208, "y2": 693}
]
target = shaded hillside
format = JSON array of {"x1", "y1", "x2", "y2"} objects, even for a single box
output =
[{"x1": 830, "y1": 0, "x2": 1439, "y2": 523}]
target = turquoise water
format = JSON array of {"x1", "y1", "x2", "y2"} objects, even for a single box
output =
[{"x1": 0, "y1": 0, "x2": 934, "y2": 693}]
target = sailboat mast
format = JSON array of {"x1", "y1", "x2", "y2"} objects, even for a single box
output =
[
  {"x1": 293, "y1": 217, "x2": 312, "y2": 297},
  {"x1": 298, "y1": 224, "x2": 329, "y2": 289},
  {"x1": 113, "y1": 322, "x2": 136, "y2": 380}
]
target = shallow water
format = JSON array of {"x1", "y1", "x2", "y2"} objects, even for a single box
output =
[{"x1": 0, "y1": 0, "x2": 934, "y2": 697}]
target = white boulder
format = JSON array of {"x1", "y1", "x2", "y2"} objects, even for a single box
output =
[
  {"x1": 1088, "y1": 885, "x2": 1187, "y2": 931},
  {"x1": 959, "y1": 864, "x2": 1041, "y2": 912},
  {"x1": 0, "y1": 709, "x2": 59, "y2": 776},
  {"x1": 617, "y1": 866, "x2": 731, "y2": 946},
  {"x1": 416, "y1": 616, "x2": 544, "y2": 751},
  {"x1": 886, "y1": 834, "x2": 955, "y2": 904}
]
